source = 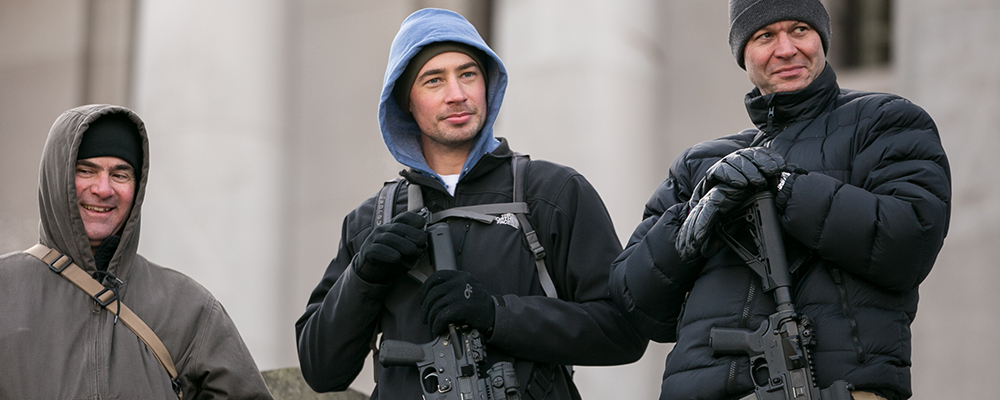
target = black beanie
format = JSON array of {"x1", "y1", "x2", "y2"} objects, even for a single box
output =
[
  {"x1": 728, "y1": 0, "x2": 831, "y2": 69},
  {"x1": 393, "y1": 41, "x2": 488, "y2": 116},
  {"x1": 77, "y1": 112, "x2": 143, "y2": 180}
]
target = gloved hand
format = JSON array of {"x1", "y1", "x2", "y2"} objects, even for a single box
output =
[
  {"x1": 677, "y1": 147, "x2": 787, "y2": 261},
  {"x1": 675, "y1": 183, "x2": 753, "y2": 261},
  {"x1": 693, "y1": 147, "x2": 786, "y2": 200},
  {"x1": 418, "y1": 269, "x2": 496, "y2": 336},
  {"x1": 353, "y1": 211, "x2": 428, "y2": 284}
]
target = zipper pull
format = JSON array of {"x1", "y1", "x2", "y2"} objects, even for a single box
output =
[{"x1": 766, "y1": 106, "x2": 775, "y2": 134}]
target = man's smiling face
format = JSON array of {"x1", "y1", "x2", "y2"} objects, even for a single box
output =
[
  {"x1": 75, "y1": 156, "x2": 136, "y2": 248},
  {"x1": 744, "y1": 20, "x2": 826, "y2": 95}
]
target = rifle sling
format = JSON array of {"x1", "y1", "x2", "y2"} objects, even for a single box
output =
[
  {"x1": 24, "y1": 244, "x2": 180, "y2": 382},
  {"x1": 427, "y1": 203, "x2": 528, "y2": 224},
  {"x1": 376, "y1": 155, "x2": 559, "y2": 300}
]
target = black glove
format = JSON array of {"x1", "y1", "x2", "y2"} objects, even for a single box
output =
[
  {"x1": 675, "y1": 183, "x2": 752, "y2": 261},
  {"x1": 353, "y1": 211, "x2": 428, "y2": 284},
  {"x1": 694, "y1": 147, "x2": 786, "y2": 199},
  {"x1": 677, "y1": 147, "x2": 787, "y2": 261},
  {"x1": 418, "y1": 269, "x2": 496, "y2": 336}
]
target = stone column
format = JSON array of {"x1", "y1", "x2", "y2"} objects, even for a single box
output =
[
  {"x1": 130, "y1": 0, "x2": 287, "y2": 367},
  {"x1": 493, "y1": 1, "x2": 662, "y2": 397},
  {"x1": 897, "y1": 2, "x2": 1000, "y2": 399}
]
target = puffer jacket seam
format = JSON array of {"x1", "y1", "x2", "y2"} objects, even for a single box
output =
[{"x1": 812, "y1": 180, "x2": 841, "y2": 257}]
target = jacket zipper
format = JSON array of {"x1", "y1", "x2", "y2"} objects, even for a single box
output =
[
  {"x1": 740, "y1": 279, "x2": 757, "y2": 329},
  {"x1": 749, "y1": 106, "x2": 776, "y2": 148},
  {"x1": 675, "y1": 292, "x2": 689, "y2": 340},
  {"x1": 727, "y1": 278, "x2": 758, "y2": 393},
  {"x1": 830, "y1": 268, "x2": 865, "y2": 363},
  {"x1": 766, "y1": 106, "x2": 774, "y2": 134}
]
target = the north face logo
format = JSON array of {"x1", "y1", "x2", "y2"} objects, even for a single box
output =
[{"x1": 494, "y1": 213, "x2": 519, "y2": 229}]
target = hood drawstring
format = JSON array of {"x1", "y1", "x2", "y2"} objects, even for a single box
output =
[{"x1": 91, "y1": 270, "x2": 124, "y2": 325}]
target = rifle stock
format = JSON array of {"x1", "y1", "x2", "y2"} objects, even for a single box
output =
[{"x1": 709, "y1": 192, "x2": 852, "y2": 400}]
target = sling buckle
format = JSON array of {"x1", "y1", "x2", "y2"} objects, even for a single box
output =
[
  {"x1": 94, "y1": 287, "x2": 118, "y2": 306},
  {"x1": 47, "y1": 253, "x2": 73, "y2": 274}
]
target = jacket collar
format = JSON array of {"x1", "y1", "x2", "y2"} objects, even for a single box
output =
[
  {"x1": 745, "y1": 63, "x2": 839, "y2": 134},
  {"x1": 401, "y1": 137, "x2": 514, "y2": 195}
]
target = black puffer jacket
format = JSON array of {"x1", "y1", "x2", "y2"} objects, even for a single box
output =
[{"x1": 610, "y1": 65, "x2": 951, "y2": 400}]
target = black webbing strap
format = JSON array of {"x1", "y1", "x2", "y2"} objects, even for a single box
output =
[
  {"x1": 374, "y1": 178, "x2": 402, "y2": 227},
  {"x1": 524, "y1": 363, "x2": 557, "y2": 400},
  {"x1": 511, "y1": 154, "x2": 558, "y2": 299},
  {"x1": 371, "y1": 154, "x2": 558, "y2": 300},
  {"x1": 369, "y1": 178, "x2": 403, "y2": 383},
  {"x1": 427, "y1": 203, "x2": 529, "y2": 224}
]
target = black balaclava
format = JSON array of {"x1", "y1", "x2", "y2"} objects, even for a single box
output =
[{"x1": 77, "y1": 112, "x2": 143, "y2": 182}]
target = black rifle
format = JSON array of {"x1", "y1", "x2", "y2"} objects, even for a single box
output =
[
  {"x1": 709, "y1": 191, "x2": 853, "y2": 400},
  {"x1": 379, "y1": 189, "x2": 521, "y2": 400}
]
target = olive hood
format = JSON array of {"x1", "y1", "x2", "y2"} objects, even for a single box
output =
[{"x1": 38, "y1": 104, "x2": 148, "y2": 279}]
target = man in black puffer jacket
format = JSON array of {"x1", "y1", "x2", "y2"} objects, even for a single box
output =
[{"x1": 609, "y1": 1, "x2": 951, "y2": 399}]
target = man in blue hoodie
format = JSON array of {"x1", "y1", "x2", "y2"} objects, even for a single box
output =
[{"x1": 295, "y1": 8, "x2": 646, "y2": 400}]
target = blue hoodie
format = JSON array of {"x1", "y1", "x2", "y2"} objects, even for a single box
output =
[{"x1": 378, "y1": 8, "x2": 507, "y2": 187}]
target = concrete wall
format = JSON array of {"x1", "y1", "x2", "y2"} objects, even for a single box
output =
[
  {"x1": 1, "y1": 1, "x2": 997, "y2": 399},
  {"x1": 897, "y1": 1, "x2": 1000, "y2": 399},
  {"x1": 0, "y1": 0, "x2": 86, "y2": 253},
  {"x1": 129, "y1": 0, "x2": 288, "y2": 369}
]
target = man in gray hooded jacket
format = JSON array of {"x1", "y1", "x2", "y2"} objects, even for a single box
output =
[
  {"x1": 0, "y1": 104, "x2": 273, "y2": 399},
  {"x1": 296, "y1": 8, "x2": 646, "y2": 400}
]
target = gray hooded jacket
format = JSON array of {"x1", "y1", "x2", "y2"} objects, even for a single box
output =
[{"x1": 0, "y1": 104, "x2": 272, "y2": 399}]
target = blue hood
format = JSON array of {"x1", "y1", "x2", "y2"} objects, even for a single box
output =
[{"x1": 378, "y1": 8, "x2": 507, "y2": 185}]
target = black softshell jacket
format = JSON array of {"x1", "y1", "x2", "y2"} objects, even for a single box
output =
[
  {"x1": 296, "y1": 140, "x2": 647, "y2": 399},
  {"x1": 609, "y1": 65, "x2": 951, "y2": 400}
]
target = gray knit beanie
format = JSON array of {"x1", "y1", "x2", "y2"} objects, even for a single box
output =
[{"x1": 729, "y1": 0, "x2": 831, "y2": 69}]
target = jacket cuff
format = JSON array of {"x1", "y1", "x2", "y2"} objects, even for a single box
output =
[
  {"x1": 344, "y1": 256, "x2": 394, "y2": 299},
  {"x1": 776, "y1": 172, "x2": 798, "y2": 212},
  {"x1": 485, "y1": 293, "x2": 520, "y2": 346}
]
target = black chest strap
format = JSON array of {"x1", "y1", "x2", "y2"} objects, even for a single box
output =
[{"x1": 374, "y1": 154, "x2": 558, "y2": 299}]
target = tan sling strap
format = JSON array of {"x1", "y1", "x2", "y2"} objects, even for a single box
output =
[{"x1": 24, "y1": 244, "x2": 181, "y2": 388}]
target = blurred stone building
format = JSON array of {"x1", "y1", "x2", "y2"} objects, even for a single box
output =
[{"x1": 1, "y1": 0, "x2": 996, "y2": 398}]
